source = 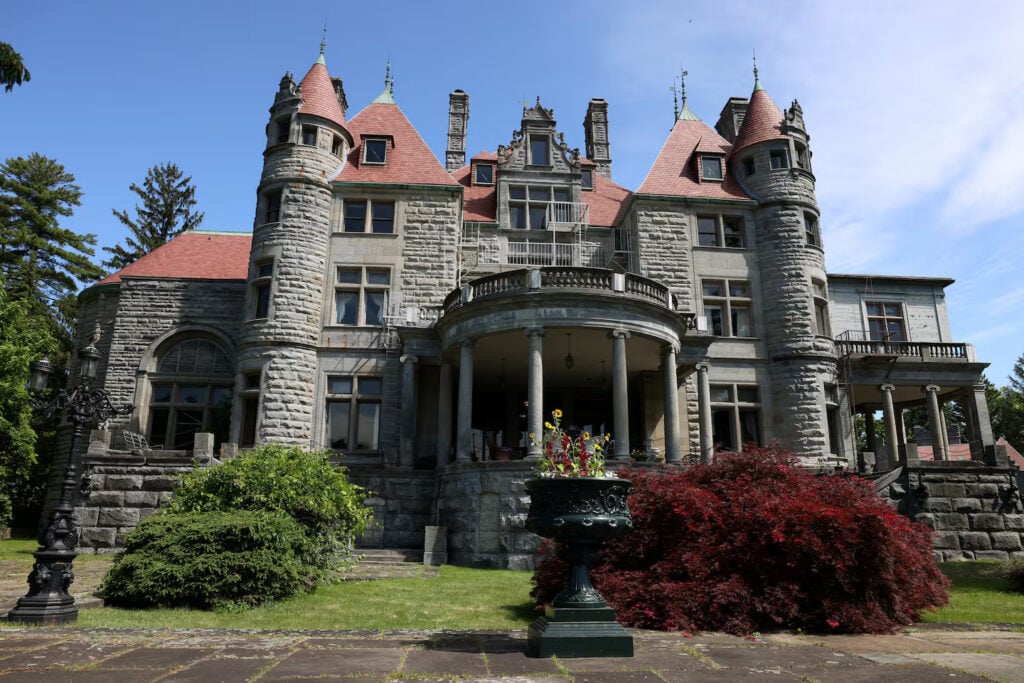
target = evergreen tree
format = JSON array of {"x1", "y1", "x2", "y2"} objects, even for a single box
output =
[
  {"x1": 0, "y1": 42, "x2": 30, "y2": 92},
  {"x1": 103, "y1": 163, "x2": 204, "y2": 270},
  {"x1": 0, "y1": 154, "x2": 104, "y2": 310}
]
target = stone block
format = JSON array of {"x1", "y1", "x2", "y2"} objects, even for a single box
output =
[
  {"x1": 931, "y1": 513, "x2": 968, "y2": 530},
  {"x1": 990, "y1": 532, "x2": 1023, "y2": 551},
  {"x1": 138, "y1": 507, "x2": 158, "y2": 522},
  {"x1": 98, "y1": 507, "x2": 140, "y2": 527},
  {"x1": 1004, "y1": 515, "x2": 1024, "y2": 530},
  {"x1": 74, "y1": 507, "x2": 99, "y2": 527},
  {"x1": 965, "y1": 483, "x2": 999, "y2": 498},
  {"x1": 953, "y1": 498, "x2": 983, "y2": 513},
  {"x1": 932, "y1": 532, "x2": 960, "y2": 549},
  {"x1": 922, "y1": 499, "x2": 952, "y2": 513},
  {"x1": 124, "y1": 491, "x2": 160, "y2": 507},
  {"x1": 142, "y1": 474, "x2": 181, "y2": 491},
  {"x1": 927, "y1": 483, "x2": 966, "y2": 498},
  {"x1": 974, "y1": 550, "x2": 1010, "y2": 560},
  {"x1": 106, "y1": 475, "x2": 143, "y2": 491},
  {"x1": 193, "y1": 432, "x2": 214, "y2": 457},
  {"x1": 87, "y1": 491, "x2": 124, "y2": 507},
  {"x1": 81, "y1": 527, "x2": 116, "y2": 548},
  {"x1": 970, "y1": 513, "x2": 1005, "y2": 531},
  {"x1": 959, "y1": 532, "x2": 993, "y2": 550}
]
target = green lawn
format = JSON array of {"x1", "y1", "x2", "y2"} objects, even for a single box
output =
[
  {"x1": 921, "y1": 562, "x2": 1024, "y2": 625},
  {"x1": 0, "y1": 538, "x2": 110, "y2": 563}
]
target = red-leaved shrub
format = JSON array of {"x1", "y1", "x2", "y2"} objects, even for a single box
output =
[{"x1": 531, "y1": 445, "x2": 949, "y2": 634}]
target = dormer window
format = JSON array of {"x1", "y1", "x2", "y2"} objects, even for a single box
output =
[
  {"x1": 363, "y1": 138, "x2": 388, "y2": 165},
  {"x1": 769, "y1": 149, "x2": 789, "y2": 170},
  {"x1": 581, "y1": 169, "x2": 594, "y2": 190},
  {"x1": 701, "y1": 156, "x2": 724, "y2": 181},
  {"x1": 529, "y1": 135, "x2": 550, "y2": 166},
  {"x1": 474, "y1": 164, "x2": 494, "y2": 185}
]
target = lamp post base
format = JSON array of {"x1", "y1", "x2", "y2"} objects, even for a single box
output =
[
  {"x1": 527, "y1": 605, "x2": 634, "y2": 658},
  {"x1": 7, "y1": 550, "x2": 79, "y2": 625}
]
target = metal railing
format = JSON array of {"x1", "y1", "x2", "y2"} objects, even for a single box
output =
[
  {"x1": 834, "y1": 330, "x2": 969, "y2": 360},
  {"x1": 547, "y1": 201, "x2": 588, "y2": 228},
  {"x1": 507, "y1": 241, "x2": 576, "y2": 266}
]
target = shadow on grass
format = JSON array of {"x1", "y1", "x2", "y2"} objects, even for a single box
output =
[{"x1": 500, "y1": 600, "x2": 539, "y2": 624}]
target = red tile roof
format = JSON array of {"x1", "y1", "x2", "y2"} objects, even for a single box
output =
[
  {"x1": 637, "y1": 118, "x2": 751, "y2": 200},
  {"x1": 297, "y1": 61, "x2": 346, "y2": 127},
  {"x1": 730, "y1": 86, "x2": 787, "y2": 157},
  {"x1": 585, "y1": 172, "x2": 631, "y2": 227},
  {"x1": 452, "y1": 164, "x2": 496, "y2": 222},
  {"x1": 471, "y1": 151, "x2": 497, "y2": 161},
  {"x1": 94, "y1": 232, "x2": 252, "y2": 286},
  {"x1": 336, "y1": 103, "x2": 458, "y2": 186}
]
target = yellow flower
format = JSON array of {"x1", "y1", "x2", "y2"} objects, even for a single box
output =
[
  {"x1": 544, "y1": 422, "x2": 553, "y2": 430},
  {"x1": 553, "y1": 409, "x2": 563, "y2": 418}
]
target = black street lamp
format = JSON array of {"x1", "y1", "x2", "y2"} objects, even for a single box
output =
[{"x1": 7, "y1": 344, "x2": 132, "y2": 625}]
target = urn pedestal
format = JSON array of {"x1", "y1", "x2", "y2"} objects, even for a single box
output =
[{"x1": 525, "y1": 477, "x2": 633, "y2": 658}]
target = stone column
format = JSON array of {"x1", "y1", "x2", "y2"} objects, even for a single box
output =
[
  {"x1": 938, "y1": 399, "x2": 951, "y2": 458},
  {"x1": 456, "y1": 340, "x2": 475, "y2": 462},
  {"x1": 525, "y1": 327, "x2": 545, "y2": 461},
  {"x1": 897, "y1": 409, "x2": 908, "y2": 445},
  {"x1": 965, "y1": 383, "x2": 996, "y2": 463},
  {"x1": 437, "y1": 361, "x2": 453, "y2": 467},
  {"x1": 879, "y1": 384, "x2": 899, "y2": 471},
  {"x1": 399, "y1": 354, "x2": 418, "y2": 468},
  {"x1": 610, "y1": 329, "x2": 630, "y2": 459},
  {"x1": 697, "y1": 363, "x2": 713, "y2": 464},
  {"x1": 661, "y1": 345, "x2": 681, "y2": 465},
  {"x1": 924, "y1": 384, "x2": 946, "y2": 461}
]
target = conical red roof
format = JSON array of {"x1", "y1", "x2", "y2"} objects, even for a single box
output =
[
  {"x1": 297, "y1": 59, "x2": 346, "y2": 127},
  {"x1": 730, "y1": 86, "x2": 786, "y2": 156},
  {"x1": 637, "y1": 118, "x2": 750, "y2": 200}
]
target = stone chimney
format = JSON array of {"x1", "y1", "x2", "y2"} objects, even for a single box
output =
[
  {"x1": 583, "y1": 98, "x2": 612, "y2": 179},
  {"x1": 446, "y1": 90, "x2": 469, "y2": 172},
  {"x1": 715, "y1": 97, "x2": 749, "y2": 143}
]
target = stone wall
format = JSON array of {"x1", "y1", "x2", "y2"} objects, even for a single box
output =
[
  {"x1": 880, "y1": 462, "x2": 1024, "y2": 561},
  {"x1": 345, "y1": 467, "x2": 435, "y2": 550},
  {"x1": 633, "y1": 201, "x2": 696, "y2": 314}
]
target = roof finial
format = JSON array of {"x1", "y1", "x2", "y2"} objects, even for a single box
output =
[
  {"x1": 372, "y1": 57, "x2": 396, "y2": 104},
  {"x1": 384, "y1": 57, "x2": 391, "y2": 89},
  {"x1": 674, "y1": 68, "x2": 700, "y2": 121},
  {"x1": 671, "y1": 76, "x2": 679, "y2": 121},
  {"x1": 315, "y1": 20, "x2": 327, "y2": 65},
  {"x1": 752, "y1": 49, "x2": 763, "y2": 91}
]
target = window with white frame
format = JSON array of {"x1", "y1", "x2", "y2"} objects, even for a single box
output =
[
  {"x1": 325, "y1": 375, "x2": 383, "y2": 451},
  {"x1": 865, "y1": 301, "x2": 906, "y2": 342},
  {"x1": 696, "y1": 214, "x2": 745, "y2": 248},
  {"x1": 334, "y1": 267, "x2": 390, "y2": 326},
  {"x1": 710, "y1": 383, "x2": 761, "y2": 451},
  {"x1": 804, "y1": 211, "x2": 821, "y2": 247},
  {"x1": 812, "y1": 279, "x2": 830, "y2": 337},
  {"x1": 702, "y1": 279, "x2": 752, "y2": 337},
  {"x1": 342, "y1": 199, "x2": 395, "y2": 234},
  {"x1": 508, "y1": 184, "x2": 570, "y2": 230},
  {"x1": 363, "y1": 138, "x2": 388, "y2": 165},
  {"x1": 251, "y1": 259, "x2": 273, "y2": 319},
  {"x1": 701, "y1": 156, "x2": 724, "y2": 181}
]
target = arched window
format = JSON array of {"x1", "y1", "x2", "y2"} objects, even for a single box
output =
[{"x1": 148, "y1": 338, "x2": 234, "y2": 450}]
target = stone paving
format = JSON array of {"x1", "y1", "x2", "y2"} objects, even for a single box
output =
[{"x1": 0, "y1": 627, "x2": 1022, "y2": 682}]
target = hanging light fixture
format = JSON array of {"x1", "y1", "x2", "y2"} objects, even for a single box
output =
[{"x1": 564, "y1": 333, "x2": 574, "y2": 369}]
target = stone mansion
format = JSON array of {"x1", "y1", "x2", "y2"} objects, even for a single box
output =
[{"x1": 73, "y1": 49, "x2": 1003, "y2": 564}]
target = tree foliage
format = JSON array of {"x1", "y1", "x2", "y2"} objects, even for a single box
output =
[
  {"x1": 0, "y1": 43, "x2": 30, "y2": 92},
  {"x1": 532, "y1": 446, "x2": 950, "y2": 635},
  {"x1": 103, "y1": 162, "x2": 204, "y2": 270},
  {"x1": 0, "y1": 154, "x2": 104, "y2": 307}
]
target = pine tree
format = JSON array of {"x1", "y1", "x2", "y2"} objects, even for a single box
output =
[
  {"x1": 0, "y1": 153, "x2": 104, "y2": 309},
  {"x1": 0, "y1": 42, "x2": 30, "y2": 92},
  {"x1": 102, "y1": 163, "x2": 204, "y2": 270}
]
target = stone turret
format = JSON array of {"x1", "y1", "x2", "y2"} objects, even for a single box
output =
[
  {"x1": 583, "y1": 98, "x2": 612, "y2": 179},
  {"x1": 446, "y1": 90, "x2": 469, "y2": 172},
  {"x1": 730, "y1": 74, "x2": 834, "y2": 458},
  {"x1": 235, "y1": 48, "x2": 353, "y2": 446}
]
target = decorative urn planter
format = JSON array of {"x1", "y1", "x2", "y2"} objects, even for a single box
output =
[{"x1": 525, "y1": 476, "x2": 634, "y2": 658}]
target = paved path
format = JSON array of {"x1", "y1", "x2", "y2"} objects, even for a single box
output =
[{"x1": 0, "y1": 626, "x2": 1022, "y2": 682}]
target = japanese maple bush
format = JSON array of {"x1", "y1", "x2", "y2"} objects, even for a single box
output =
[{"x1": 532, "y1": 445, "x2": 949, "y2": 634}]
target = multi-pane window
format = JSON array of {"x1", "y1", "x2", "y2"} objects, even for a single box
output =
[
  {"x1": 702, "y1": 279, "x2": 752, "y2": 337},
  {"x1": 326, "y1": 375, "x2": 383, "y2": 451},
  {"x1": 812, "y1": 280, "x2": 830, "y2": 337},
  {"x1": 710, "y1": 383, "x2": 761, "y2": 451},
  {"x1": 804, "y1": 211, "x2": 821, "y2": 247},
  {"x1": 343, "y1": 200, "x2": 395, "y2": 234},
  {"x1": 769, "y1": 148, "x2": 789, "y2": 169},
  {"x1": 331, "y1": 135, "x2": 343, "y2": 156},
  {"x1": 301, "y1": 125, "x2": 317, "y2": 146},
  {"x1": 251, "y1": 259, "x2": 273, "y2": 319},
  {"x1": 239, "y1": 371, "x2": 261, "y2": 448},
  {"x1": 795, "y1": 143, "x2": 811, "y2": 170},
  {"x1": 581, "y1": 169, "x2": 593, "y2": 190},
  {"x1": 334, "y1": 267, "x2": 390, "y2": 326},
  {"x1": 148, "y1": 338, "x2": 233, "y2": 451},
  {"x1": 696, "y1": 214, "x2": 745, "y2": 248},
  {"x1": 474, "y1": 164, "x2": 494, "y2": 185},
  {"x1": 865, "y1": 301, "x2": 906, "y2": 342},
  {"x1": 363, "y1": 138, "x2": 387, "y2": 165},
  {"x1": 529, "y1": 135, "x2": 550, "y2": 165},
  {"x1": 263, "y1": 189, "x2": 282, "y2": 224},
  {"x1": 508, "y1": 185, "x2": 571, "y2": 230},
  {"x1": 701, "y1": 156, "x2": 724, "y2": 180}
]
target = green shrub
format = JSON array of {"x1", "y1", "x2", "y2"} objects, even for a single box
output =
[
  {"x1": 102, "y1": 510, "x2": 312, "y2": 610},
  {"x1": 998, "y1": 559, "x2": 1024, "y2": 591},
  {"x1": 0, "y1": 492, "x2": 12, "y2": 529},
  {"x1": 167, "y1": 444, "x2": 373, "y2": 576}
]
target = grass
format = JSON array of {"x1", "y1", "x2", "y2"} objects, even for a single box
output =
[
  {"x1": 920, "y1": 561, "x2": 1024, "y2": 625},
  {"x1": 0, "y1": 538, "x2": 110, "y2": 563}
]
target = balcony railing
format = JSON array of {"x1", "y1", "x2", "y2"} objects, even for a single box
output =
[
  {"x1": 547, "y1": 201, "x2": 588, "y2": 230},
  {"x1": 507, "y1": 241, "x2": 576, "y2": 266},
  {"x1": 834, "y1": 330, "x2": 969, "y2": 360}
]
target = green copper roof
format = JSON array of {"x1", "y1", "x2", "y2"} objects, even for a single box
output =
[
  {"x1": 315, "y1": 51, "x2": 326, "y2": 66},
  {"x1": 677, "y1": 99, "x2": 701, "y2": 121},
  {"x1": 372, "y1": 87, "x2": 395, "y2": 104}
]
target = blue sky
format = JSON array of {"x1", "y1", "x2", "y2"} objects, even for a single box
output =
[{"x1": 7, "y1": 1, "x2": 1024, "y2": 384}]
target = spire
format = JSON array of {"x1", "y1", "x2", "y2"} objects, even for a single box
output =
[
  {"x1": 730, "y1": 58, "x2": 786, "y2": 156},
  {"x1": 316, "y1": 21, "x2": 327, "y2": 65},
  {"x1": 372, "y1": 58, "x2": 396, "y2": 104},
  {"x1": 297, "y1": 47, "x2": 347, "y2": 126},
  {"x1": 752, "y1": 49, "x2": 763, "y2": 92},
  {"x1": 675, "y1": 68, "x2": 700, "y2": 122}
]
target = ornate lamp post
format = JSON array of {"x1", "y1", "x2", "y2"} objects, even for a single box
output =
[{"x1": 7, "y1": 344, "x2": 132, "y2": 625}]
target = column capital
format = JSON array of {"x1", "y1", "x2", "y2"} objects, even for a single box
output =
[
  {"x1": 608, "y1": 329, "x2": 631, "y2": 341},
  {"x1": 695, "y1": 362, "x2": 711, "y2": 373},
  {"x1": 880, "y1": 383, "x2": 896, "y2": 393},
  {"x1": 660, "y1": 343, "x2": 680, "y2": 358},
  {"x1": 525, "y1": 326, "x2": 546, "y2": 339},
  {"x1": 923, "y1": 384, "x2": 941, "y2": 394},
  {"x1": 400, "y1": 354, "x2": 419, "y2": 364},
  {"x1": 459, "y1": 338, "x2": 476, "y2": 349}
]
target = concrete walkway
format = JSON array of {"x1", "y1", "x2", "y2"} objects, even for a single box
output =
[{"x1": 0, "y1": 626, "x2": 1022, "y2": 682}]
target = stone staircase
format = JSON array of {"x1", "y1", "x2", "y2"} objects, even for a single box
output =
[{"x1": 347, "y1": 548, "x2": 438, "y2": 580}]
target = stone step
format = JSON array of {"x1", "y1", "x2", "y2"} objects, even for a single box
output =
[{"x1": 355, "y1": 548, "x2": 422, "y2": 565}]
